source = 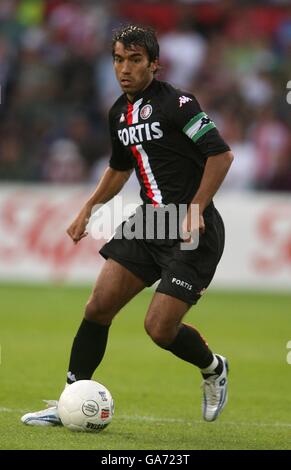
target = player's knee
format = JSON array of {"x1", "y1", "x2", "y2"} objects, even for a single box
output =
[
  {"x1": 144, "y1": 317, "x2": 173, "y2": 347},
  {"x1": 84, "y1": 297, "x2": 114, "y2": 325}
]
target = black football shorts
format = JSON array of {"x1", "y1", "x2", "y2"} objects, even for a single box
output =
[{"x1": 99, "y1": 208, "x2": 225, "y2": 305}]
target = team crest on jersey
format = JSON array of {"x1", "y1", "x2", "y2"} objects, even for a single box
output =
[{"x1": 140, "y1": 104, "x2": 152, "y2": 120}]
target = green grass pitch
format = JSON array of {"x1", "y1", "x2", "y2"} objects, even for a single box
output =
[{"x1": 0, "y1": 283, "x2": 291, "y2": 450}]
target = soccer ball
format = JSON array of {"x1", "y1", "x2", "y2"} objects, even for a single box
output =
[{"x1": 58, "y1": 380, "x2": 114, "y2": 432}]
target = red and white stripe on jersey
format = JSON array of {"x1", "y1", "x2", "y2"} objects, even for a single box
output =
[
  {"x1": 127, "y1": 98, "x2": 163, "y2": 207},
  {"x1": 131, "y1": 145, "x2": 163, "y2": 206},
  {"x1": 127, "y1": 98, "x2": 142, "y2": 125}
]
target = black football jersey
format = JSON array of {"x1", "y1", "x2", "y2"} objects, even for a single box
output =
[{"x1": 109, "y1": 79, "x2": 230, "y2": 210}]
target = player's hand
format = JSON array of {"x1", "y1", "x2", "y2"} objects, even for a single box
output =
[
  {"x1": 182, "y1": 209, "x2": 205, "y2": 242},
  {"x1": 67, "y1": 207, "x2": 91, "y2": 244},
  {"x1": 198, "y1": 214, "x2": 205, "y2": 235}
]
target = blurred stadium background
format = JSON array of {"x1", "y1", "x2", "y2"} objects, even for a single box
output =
[{"x1": 0, "y1": 0, "x2": 291, "y2": 450}]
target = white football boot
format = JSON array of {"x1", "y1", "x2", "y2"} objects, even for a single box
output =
[
  {"x1": 202, "y1": 354, "x2": 229, "y2": 422},
  {"x1": 21, "y1": 400, "x2": 62, "y2": 426}
]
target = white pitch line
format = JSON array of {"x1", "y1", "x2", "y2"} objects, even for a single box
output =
[
  {"x1": 1, "y1": 408, "x2": 291, "y2": 429},
  {"x1": 117, "y1": 415, "x2": 291, "y2": 429},
  {"x1": 0, "y1": 407, "x2": 27, "y2": 413}
]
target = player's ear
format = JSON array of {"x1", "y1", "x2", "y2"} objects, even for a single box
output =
[{"x1": 150, "y1": 60, "x2": 159, "y2": 74}]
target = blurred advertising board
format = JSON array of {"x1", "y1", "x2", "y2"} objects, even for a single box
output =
[{"x1": 0, "y1": 185, "x2": 290, "y2": 290}]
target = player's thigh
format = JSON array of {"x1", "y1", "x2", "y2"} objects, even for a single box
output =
[
  {"x1": 144, "y1": 292, "x2": 190, "y2": 342},
  {"x1": 86, "y1": 258, "x2": 146, "y2": 321}
]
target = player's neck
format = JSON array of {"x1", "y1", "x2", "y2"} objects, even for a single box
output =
[{"x1": 126, "y1": 78, "x2": 155, "y2": 103}]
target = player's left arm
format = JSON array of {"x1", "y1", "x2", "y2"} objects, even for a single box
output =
[
  {"x1": 189, "y1": 150, "x2": 234, "y2": 234},
  {"x1": 166, "y1": 91, "x2": 234, "y2": 235}
]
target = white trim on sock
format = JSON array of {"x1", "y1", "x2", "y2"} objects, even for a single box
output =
[{"x1": 200, "y1": 355, "x2": 219, "y2": 374}]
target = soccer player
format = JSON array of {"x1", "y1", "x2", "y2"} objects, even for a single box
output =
[{"x1": 22, "y1": 25, "x2": 233, "y2": 426}]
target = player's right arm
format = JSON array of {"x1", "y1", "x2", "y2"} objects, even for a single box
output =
[
  {"x1": 67, "y1": 105, "x2": 134, "y2": 244},
  {"x1": 67, "y1": 167, "x2": 132, "y2": 244}
]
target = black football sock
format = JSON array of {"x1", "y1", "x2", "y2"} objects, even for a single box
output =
[
  {"x1": 67, "y1": 318, "x2": 110, "y2": 384},
  {"x1": 201, "y1": 355, "x2": 223, "y2": 378},
  {"x1": 164, "y1": 323, "x2": 215, "y2": 369}
]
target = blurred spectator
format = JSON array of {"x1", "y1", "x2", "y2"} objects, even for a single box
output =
[
  {"x1": 0, "y1": 0, "x2": 24, "y2": 46},
  {"x1": 66, "y1": 113, "x2": 105, "y2": 169},
  {"x1": 0, "y1": 34, "x2": 17, "y2": 112},
  {"x1": 252, "y1": 106, "x2": 290, "y2": 189},
  {"x1": 43, "y1": 139, "x2": 87, "y2": 183},
  {"x1": 159, "y1": 17, "x2": 207, "y2": 88},
  {"x1": 95, "y1": 52, "x2": 121, "y2": 113},
  {"x1": 0, "y1": 0, "x2": 290, "y2": 192},
  {"x1": 239, "y1": 71, "x2": 274, "y2": 107},
  {"x1": 268, "y1": 149, "x2": 291, "y2": 191},
  {"x1": 16, "y1": 0, "x2": 45, "y2": 27},
  {"x1": 220, "y1": 115, "x2": 257, "y2": 190},
  {"x1": 0, "y1": 134, "x2": 27, "y2": 180},
  {"x1": 276, "y1": 7, "x2": 291, "y2": 56}
]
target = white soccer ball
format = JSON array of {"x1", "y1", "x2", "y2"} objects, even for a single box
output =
[{"x1": 58, "y1": 380, "x2": 114, "y2": 432}]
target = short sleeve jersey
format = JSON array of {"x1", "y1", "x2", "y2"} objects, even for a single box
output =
[{"x1": 109, "y1": 79, "x2": 230, "y2": 208}]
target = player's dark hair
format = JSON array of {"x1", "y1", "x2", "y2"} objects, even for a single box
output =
[{"x1": 112, "y1": 25, "x2": 159, "y2": 64}]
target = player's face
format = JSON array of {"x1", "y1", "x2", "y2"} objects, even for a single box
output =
[{"x1": 113, "y1": 42, "x2": 158, "y2": 100}]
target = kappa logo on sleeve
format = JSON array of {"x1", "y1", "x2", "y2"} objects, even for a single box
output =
[{"x1": 179, "y1": 95, "x2": 193, "y2": 108}]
